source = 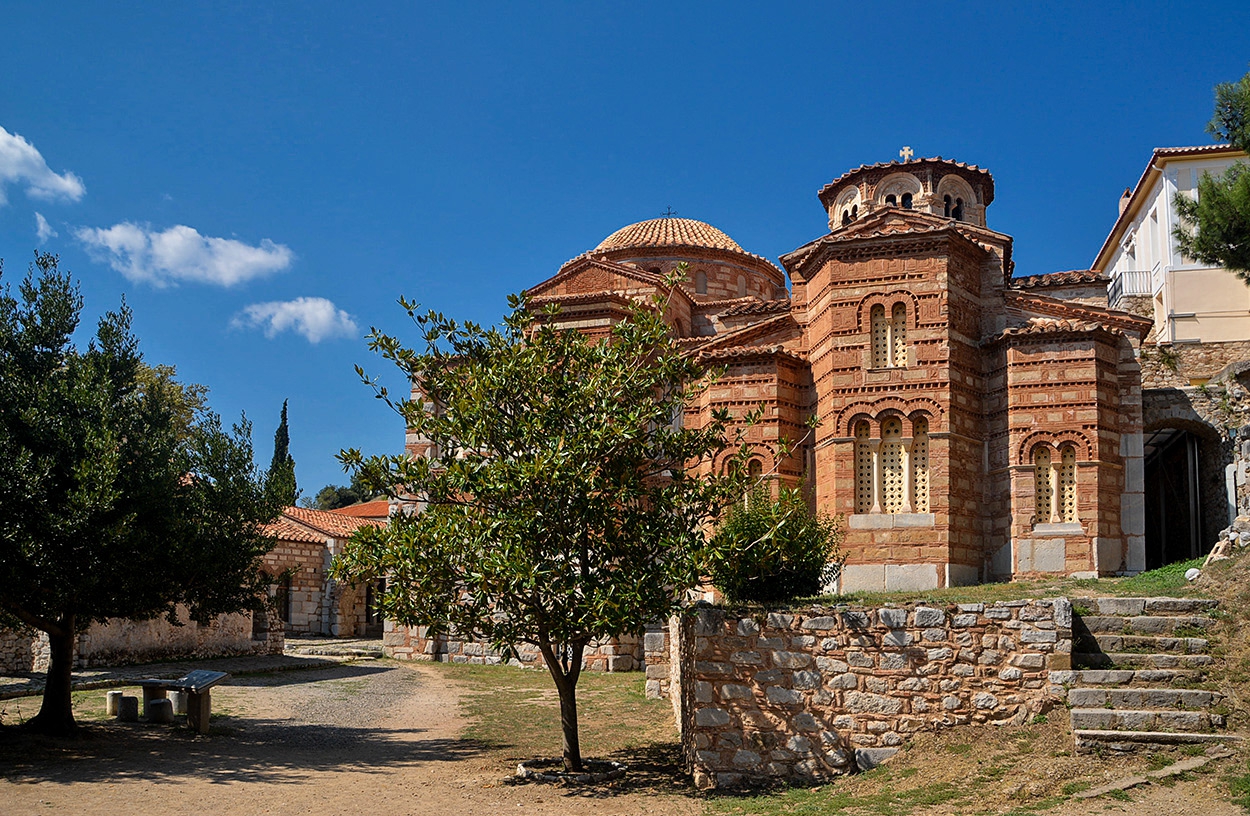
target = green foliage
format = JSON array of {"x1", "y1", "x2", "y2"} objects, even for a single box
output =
[
  {"x1": 705, "y1": 483, "x2": 843, "y2": 604},
  {"x1": 0, "y1": 252, "x2": 280, "y2": 733},
  {"x1": 264, "y1": 399, "x2": 299, "y2": 507},
  {"x1": 1174, "y1": 68, "x2": 1250, "y2": 279},
  {"x1": 332, "y1": 273, "x2": 749, "y2": 768},
  {"x1": 307, "y1": 471, "x2": 373, "y2": 510}
]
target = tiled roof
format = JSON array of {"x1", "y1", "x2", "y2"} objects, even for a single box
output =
[
  {"x1": 281, "y1": 506, "x2": 385, "y2": 538},
  {"x1": 996, "y1": 318, "x2": 1108, "y2": 337},
  {"x1": 262, "y1": 517, "x2": 326, "y2": 544},
  {"x1": 1011, "y1": 270, "x2": 1107, "y2": 289},
  {"x1": 330, "y1": 499, "x2": 391, "y2": 518},
  {"x1": 595, "y1": 218, "x2": 744, "y2": 252},
  {"x1": 721, "y1": 299, "x2": 791, "y2": 317},
  {"x1": 694, "y1": 344, "x2": 807, "y2": 364},
  {"x1": 818, "y1": 157, "x2": 994, "y2": 203}
]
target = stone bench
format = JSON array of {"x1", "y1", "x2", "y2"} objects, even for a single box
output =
[{"x1": 136, "y1": 670, "x2": 230, "y2": 734}]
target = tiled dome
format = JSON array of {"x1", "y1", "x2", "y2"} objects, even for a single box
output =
[{"x1": 594, "y1": 218, "x2": 744, "y2": 253}]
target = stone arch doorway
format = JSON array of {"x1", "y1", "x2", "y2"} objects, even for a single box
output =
[{"x1": 1142, "y1": 420, "x2": 1225, "y2": 570}]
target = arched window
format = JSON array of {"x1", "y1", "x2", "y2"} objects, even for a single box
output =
[
  {"x1": 891, "y1": 303, "x2": 907, "y2": 367},
  {"x1": 851, "y1": 204, "x2": 858, "y2": 219},
  {"x1": 842, "y1": 209, "x2": 851, "y2": 226},
  {"x1": 952, "y1": 198, "x2": 964, "y2": 221},
  {"x1": 695, "y1": 270, "x2": 707, "y2": 295},
  {"x1": 911, "y1": 417, "x2": 929, "y2": 513},
  {"x1": 854, "y1": 421, "x2": 873, "y2": 513},
  {"x1": 885, "y1": 194, "x2": 897, "y2": 206},
  {"x1": 748, "y1": 458, "x2": 763, "y2": 480},
  {"x1": 943, "y1": 195, "x2": 952, "y2": 217},
  {"x1": 880, "y1": 418, "x2": 905, "y2": 513},
  {"x1": 1059, "y1": 446, "x2": 1077, "y2": 522},
  {"x1": 649, "y1": 267, "x2": 662, "y2": 276},
  {"x1": 737, "y1": 275, "x2": 747, "y2": 297},
  {"x1": 870, "y1": 304, "x2": 889, "y2": 368},
  {"x1": 1033, "y1": 446, "x2": 1053, "y2": 525},
  {"x1": 901, "y1": 192, "x2": 913, "y2": 209}
]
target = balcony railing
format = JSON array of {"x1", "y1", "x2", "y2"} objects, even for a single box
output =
[{"x1": 1109, "y1": 269, "x2": 1152, "y2": 308}]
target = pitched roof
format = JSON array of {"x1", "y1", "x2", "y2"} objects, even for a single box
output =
[
  {"x1": 280, "y1": 506, "x2": 385, "y2": 538},
  {"x1": 1011, "y1": 270, "x2": 1107, "y2": 289},
  {"x1": 1002, "y1": 290, "x2": 1153, "y2": 338},
  {"x1": 262, "y1": 516, "x2": 327, "y2": 544},
  {"x1": 329, "y1": 499, "x2": 391, "y2": 518},
  {"x1": 1091, "y1": 144, "x2": 1245, "y2": 271}
]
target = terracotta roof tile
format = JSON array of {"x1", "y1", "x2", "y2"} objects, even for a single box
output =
[
  {"x1": 329, "y1": 499, "x2": 391, "y2": 518},
  {"x1": 281, "y1": 506, "x2": 385, "y2": 538},
  {"x1": 595, "y1": 218, "x2": 744, "y2": 252},
  {"x1": 1011, "y1": 270, "x2": 1107, "y2": 289},
  {"x1": 721, "y1": 299, "x2": 792, "y2": 317},
  {"x1": 262, "y1": 517, "x2": 326, "y2": 544}
]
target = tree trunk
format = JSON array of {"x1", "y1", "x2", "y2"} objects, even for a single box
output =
[
  {"x1": 538, "y1": 638, "x2": 587, "y2": 772},
  {"x1": 25, "y1": 614, "x2": 77, "y2": 736}
]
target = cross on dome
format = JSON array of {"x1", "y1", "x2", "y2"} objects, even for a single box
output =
[
  {"x1": 899, "y1": 146, "x2": 914, "y2": 161},
  {"x1": 661, "y1": 206, "x2": 679, "y2": 218}
]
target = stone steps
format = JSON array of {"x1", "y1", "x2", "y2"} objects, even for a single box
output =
[
  {"x1": 1086, "y1": 635, "x2": 1210, "y2": 655},
  {"x1": 1053, "y1": 668, "x2": 1212, "y2": 687},
  {"x1": 1073, "y1": 730, "x2": 1242, "y2": 752},
  {"x1": 1067, "y1": 596, "x2": 1233, "y2": 753},
  {"x1": 1073, "y1": 652, "x2": 1214, "y2": 669},
  {"x1": 1068, "y1": 688, "x2": 1223, "y2": 709},
  {"x1": 1069, "y1": 708, "x2": 1224, "y2": 732},
  {"x1": 1079, "y1": 615, "x2": 1215, "y2": 636}
]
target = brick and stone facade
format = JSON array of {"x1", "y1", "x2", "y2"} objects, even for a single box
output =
[{"x1": 495, "y1": 156, "x2": 1152, "y2": 591}]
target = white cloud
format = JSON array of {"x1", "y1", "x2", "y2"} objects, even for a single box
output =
[
  {"x1": 74, "y1": 222, "x2": 294, "y2": 287},
  {"x1": 231, "y1": 297, "x2": 359, "y2": 344},
  {"x1": 0, "y1": 126, "x2": 86, "y2": 205},
  {"x1": 34, "y1": 212, "x2": 57, "y2": 243}
]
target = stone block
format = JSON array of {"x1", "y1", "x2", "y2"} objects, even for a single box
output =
[
  {"x1": 772, "y1": 651, "x2": 812, "y2": 669},
  {"x1": 844, "y1": 691, "x2": 902, "y2": 714},
  {"x1": 914, "y1": 607, "x2": 945, "y2": 627},
  {"x1": 828, "y1": 672, "x2": 859, "y2": 689},
  {"x1": 885, "y1": 563, "x2": 939, "y2": 592},
  {"x1": 730, "y1": 651, "x2": 763, "y2": 665},
  {"x1": 732, "y1": 749, "x2": 762, "y2": 768},
  {"x1": 765, "y1": 686, "x2": 803, "y2": 705},
  {"x1": 879, "y1": 653, "x2": 908, "y2": 670},
  {"x1": 942, "y1": 695, "x2": 962, "y2": 710},
  {"x1": 883, "y1": 629, "x2": 912, "y2": 647},
  {"x1": 841, "y1": 610, "x2": 870, "y2": 629},
  {"x1": 695, "y1": 708, "x2": 731, "y2": 727},
  {"x1": 923, "y1": 628, "x2": 948, "y2": 642},
  {"x1": 877, "y1": 608, "x2": 908, "y2": 629},
  {"x1": 792, "y1": 670, "x2": 822, "y2": 689},
  {"x1": 839, "y1": 564, "x2": 885, "y2": 593},
  {"x1": 736, "y1": 619, "x2": 760, "y2": 636},
  {"x1": 847, "y1": 651, "x2": 874, "y2": 668},
  {"x1": 643, "y1": 632, "x2": 666, "y2": 653},
  {"x1": 998, "y1": 667, "x2": 1022, "y2": 681},
  {"x1": 816, "y1": 657, "x2": 848, "y2": 673},
  {"x1": 952, "y1": 614, "x2": 978, "y2": 628},
  {"x1": 1019, "y1": 628, "x2": 1057, "y2": 644},
  {"x1": 791, "y1": 712, "x2": 820, "y2": 732},
  {"x1": 718, "y1": 683, "x2": 753, "y2": 700},
  {"x1": 802, "y1": 616, "x2": 840, "y2": 630},
  {"x1": 1009, "y1": 653, "x2": 1045, "y2": 669},
  {"x1": 855, "y1": 747, "x2": 899, "y2": 770}
]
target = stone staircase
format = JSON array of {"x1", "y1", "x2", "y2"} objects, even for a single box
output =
[{"x1": 1055, "y1": 597, "x2": 1240, "y2": 752}]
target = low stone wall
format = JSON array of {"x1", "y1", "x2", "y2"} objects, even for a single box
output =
[
  {"x1": 0, "y1": 606, "x2": 283, "y2": 675},
  {"x1": 384, "y1": 622, "x2": 643, "y2": 672},
  {"x1": 676, "y1": 599, "x2": 1071, "y2": 789}
]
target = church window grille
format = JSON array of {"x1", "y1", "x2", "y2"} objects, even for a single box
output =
[
  {"x1": 911, "y1": 417, "x2": 929, "y2": 512},
  {"x1": 1059, "y1": 446, "x2": 1077, "y2": 523},
  {"x1": 902, "y1": 192, "x2": 913, "y2": 209},
  {"x1": 1033, "y1": 447, "x2": 1053, "y2": 525},
  {"x1": 891, "y1": 303, "x2": 908, "y2": 366},
  {"x1": 952, "y1": 198, "x2": 964, "y2": 221},
  {"x1": 854, "y1": 421, "x2": 873, "y2": 513},
  {"x1": 695, "y1": 270, "x2": 707, "y2": 294},
  {"x1": 870, "y1": 304, "x2": 889, "y2": 368},
  {"x1": 880, "y1": 418, "x2": 905, "y2": 514},
  {"x1": 737, "y1": 275, "x2": 747, "y2": 297}
]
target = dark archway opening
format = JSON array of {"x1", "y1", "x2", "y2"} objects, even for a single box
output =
[{"x1": 1143, "y1": 426, "x2": 1226, "y2": 569}]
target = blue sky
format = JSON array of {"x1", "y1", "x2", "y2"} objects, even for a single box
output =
[{"x1": 1, "y1": 2, "x2": 1247, "y2": 496}]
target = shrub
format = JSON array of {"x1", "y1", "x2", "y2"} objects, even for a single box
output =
[{"x1": 705, "y1": 483, "x2": 844, "y2": 604}]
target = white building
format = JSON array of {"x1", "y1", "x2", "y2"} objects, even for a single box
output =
[{"x1": 1093, "y1": 143, "x2": 1250, "y2": 351}]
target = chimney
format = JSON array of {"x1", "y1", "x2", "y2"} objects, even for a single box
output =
[{"x1": 1119, "y1": 188, "x2": 1132, "y2": 215}]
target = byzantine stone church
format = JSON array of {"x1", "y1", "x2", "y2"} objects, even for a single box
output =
[{"x1": 504, "y1": 156, "x2": 1153, "y2": 592}]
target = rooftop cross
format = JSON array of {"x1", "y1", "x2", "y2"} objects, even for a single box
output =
[
  {"x1": 899, "y1": 146, "x2": 914, "y2": 161},
  {"x1": 661, "y1": 206, "x2": 679, "y2": 218}
]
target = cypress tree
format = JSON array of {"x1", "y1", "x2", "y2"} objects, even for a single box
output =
[{"x1": 266, "y1": 399, "x2": 298, "y2": 506}]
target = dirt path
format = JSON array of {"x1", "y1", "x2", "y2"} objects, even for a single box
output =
[{"x1": 0, "y1": 660, "x2": 697, "y2": 816}]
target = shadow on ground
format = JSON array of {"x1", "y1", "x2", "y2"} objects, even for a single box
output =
[{"x1": 0, "y1": 716, "x2": 488, "y2": 786}]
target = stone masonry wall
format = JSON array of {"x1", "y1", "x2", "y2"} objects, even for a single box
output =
[
  {"x1": 383, "y1": 622, "x2": 643, "y2": 672},
  {"x1": 1, "y1": 606, "x2": 283, "y2": 675},
  {"x1": 676, "y1": 599, "x2": 1071, "y2": 789}
]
